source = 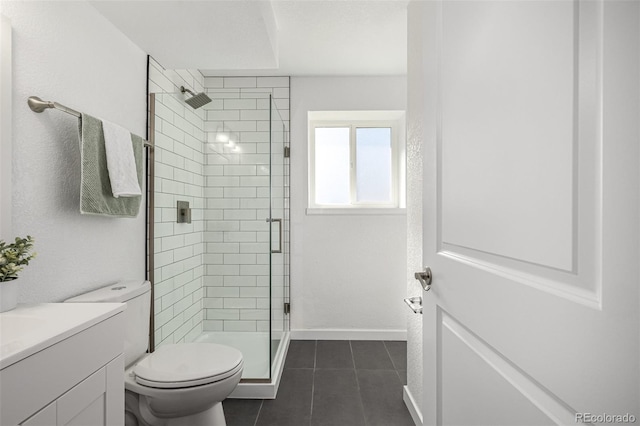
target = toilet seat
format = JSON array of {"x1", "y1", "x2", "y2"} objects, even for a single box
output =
[{"x1": 134, "y1": 343, "x2": 244, "y2": 389}]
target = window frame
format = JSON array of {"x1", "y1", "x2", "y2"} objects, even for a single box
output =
[{"x1": 309, "y1": 117, "x2": 402, "y2": 209}]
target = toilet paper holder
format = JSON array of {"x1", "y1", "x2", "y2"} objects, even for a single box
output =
[{"x1": 404, "y1": 296, "x2": 423, "y2": 314}]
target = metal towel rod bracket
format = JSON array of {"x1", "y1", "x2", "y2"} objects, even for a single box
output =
[
  {"x1": 28, "y1": 96, "x2": 81, "y2": 117},
  {"x1": 27, "y1": 96, "x2": 153, "y2": 148}
]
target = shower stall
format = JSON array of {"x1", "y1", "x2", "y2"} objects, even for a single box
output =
[{"x1": 148, "y1": 73, "x2": 290, "y2": 397}]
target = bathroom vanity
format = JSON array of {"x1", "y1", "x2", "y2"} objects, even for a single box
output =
[{"x1": 0, "y1": 303, "x2": 125, "y2": 425}]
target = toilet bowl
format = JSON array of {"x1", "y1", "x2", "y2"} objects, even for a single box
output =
[
  {"x1": 124, "y1": 343, "x2": 243, "y2": 426},
  {"x1": 65, "y1": 281, "x2": 244, "y2": 426}
]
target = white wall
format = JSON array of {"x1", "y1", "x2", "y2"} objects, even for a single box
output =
[
  {"x1": 0, "y1": 13, "x2": 11, "y2": 242},
  {"x1": 1, "y1": 1, "x2": 147, "y2": 302},
  {"x1": 290, "y1": 76, "x2": 408, "y2": 339}
]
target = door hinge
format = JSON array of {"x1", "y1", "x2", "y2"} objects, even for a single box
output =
[
  {"x1": 284, "y1": 146, "x2": 290, "y2": 158},
  {"x1": 284, "y1": 302, "x2": 291, "y2": 315}
]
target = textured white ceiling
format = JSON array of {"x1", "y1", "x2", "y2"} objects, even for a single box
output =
[{"x1": 90, "y1": 0, "x2": 408, "y2": 76}]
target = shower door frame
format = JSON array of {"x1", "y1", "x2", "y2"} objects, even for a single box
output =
[{"x1": 147, "y1": 93, "x2": 156, "y2": 352}]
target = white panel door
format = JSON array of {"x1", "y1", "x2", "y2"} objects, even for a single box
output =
[{"x1": 420, "y1": 1, "x2": 639, "y2": 424}]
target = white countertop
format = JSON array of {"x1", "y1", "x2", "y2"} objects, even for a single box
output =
[{"x1": 0, "y1": 303, "x2": 125, "y2": 369}]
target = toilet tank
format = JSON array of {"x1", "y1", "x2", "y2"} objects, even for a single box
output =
[{"x1": 65, "y1": 280, "x2": 151, "y2": 368}]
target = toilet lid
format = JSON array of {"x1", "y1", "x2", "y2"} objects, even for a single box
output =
[{"x1": 134, "y1": 343, "x2": 243, "y2": 389}]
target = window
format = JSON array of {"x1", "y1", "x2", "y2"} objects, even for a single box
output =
[{"x1": 309, "y1": 111, "x2": 405, "y2": 210}]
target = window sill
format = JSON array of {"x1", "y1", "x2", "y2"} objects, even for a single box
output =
[{"x1": 306, "y1": 208, "x2": 406, "y2": 216}]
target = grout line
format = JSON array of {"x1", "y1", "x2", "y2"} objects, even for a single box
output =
[
  {"x1": 395, "y1": 369, "x2": 404, "y2": 385},
  {"x1": 309, "y1": 341, "x2": 317, "y2": 426},
  {"x1": 352, "y1": 340, "x2": 370, "y2": 426},
  {"x1": 252, "y1": 399, "x2": 264, "y2": 426},
  {"x1": 383, "y1": 340, "x2": 398, "y2": 370},
  {"x1": 384, "y1": 341, "x2": 408, "y2": 392},
  {"x1": 348, "y1": 339, "x2": 357, "y2": 376},
  {"x1": 314, "y1": 339, "x2": 318, "y2": 369}
]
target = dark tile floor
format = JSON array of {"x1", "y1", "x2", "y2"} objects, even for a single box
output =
[{"x1": 223, "y1": 340, "x2": 415, "y2": 426}]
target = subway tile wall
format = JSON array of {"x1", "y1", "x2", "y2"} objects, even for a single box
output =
[
  {"x1": 149, "y1": 58, "x2": 206, "y2": 347},
  {"x1": 202, "y1": 77, "x2": 290, "y2": 334}
]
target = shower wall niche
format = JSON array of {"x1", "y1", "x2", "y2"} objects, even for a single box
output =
[{"x1": 148, "y1": 58, "x2": 290, "y2": 384}]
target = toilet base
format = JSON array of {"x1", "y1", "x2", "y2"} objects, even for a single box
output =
[
  {"x1": 125, "y1": 391, "x2": 227, "y2": 426},
  {"x1": 164, "y1": 403, "x2": 225, "y2": 426}
]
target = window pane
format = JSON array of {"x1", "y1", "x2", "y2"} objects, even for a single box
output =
[
  {"x1": 315, "y1": 127, "x2": 350, "y2": 205},
  {"x1": 356, "y1": 128, "x2": 392, "y2": 203}
]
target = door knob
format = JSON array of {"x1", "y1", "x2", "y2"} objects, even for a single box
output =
[{"x1": 414, "y1": 267, "x2": 432, "y2": 291}]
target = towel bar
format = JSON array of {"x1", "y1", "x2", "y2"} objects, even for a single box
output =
[{"x1": 28, "y1": 96, "x2": 153, "y2": 148}]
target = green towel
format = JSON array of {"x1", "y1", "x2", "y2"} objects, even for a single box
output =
[{"x1": 79, "y1": 113, "x2": 144, "y2": 217}]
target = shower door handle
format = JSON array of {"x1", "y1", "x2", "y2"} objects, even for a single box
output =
[{"x1": 266, "y1": 218, "x2": 283, "y2": 253}]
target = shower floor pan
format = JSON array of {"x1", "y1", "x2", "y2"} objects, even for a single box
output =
[{"x1": 193, "y1": 331, "x2": 290, "y2": 399}]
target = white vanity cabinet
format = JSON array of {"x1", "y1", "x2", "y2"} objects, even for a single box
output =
[{"x1": 0, "y1": 303, "x2": 126, "y2": 426}]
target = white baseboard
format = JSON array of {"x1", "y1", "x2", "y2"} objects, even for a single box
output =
[
  {"x1": 290, "y1": 329, "x2": 407, "y2": 341},
  {"x1": 403, "y1": 385, "x2": 423, "y2": 426}
]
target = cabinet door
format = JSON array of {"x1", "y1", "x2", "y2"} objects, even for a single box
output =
[
  {"x1": 21, "y1": 402, "x2": 56, "y2": 426},
  {"x1": 56, "y1": 355, "x2": 124, "y2": 426},
  {"x1": 63, "y1": 397, "x2": 106, "y2": 426},
  {"x1": 19, "y1": 355, "x2": 124, "y2": 426},
  {"x1": 105, "y1": 355, "x2": 124, "y2": 426},
  {"x1": 57, "y1": 367, "x2": 106, "y2": 426}
]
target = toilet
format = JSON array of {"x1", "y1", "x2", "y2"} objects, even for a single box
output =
[{"x1": 66, "y1": 280, "x2": 243, "y2": 426}]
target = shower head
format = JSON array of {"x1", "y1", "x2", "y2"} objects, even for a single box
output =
[{"x1": 180, "y1": 86, "x2": 212, "y2": 109}]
